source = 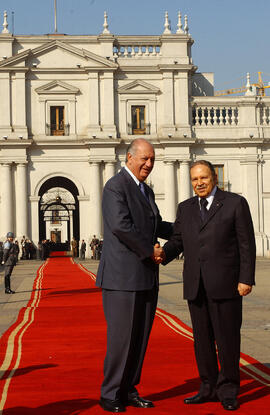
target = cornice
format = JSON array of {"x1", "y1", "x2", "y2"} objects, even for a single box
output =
[
  {"x1": 0, "y1": 140, "x2": 32, "y2": 148},
  {"x1": 114, "y1": 35, "x2": 161, "y2": 45},
  {"x1": 13, "y1": 35, "x2": 100, "y2": 43}
]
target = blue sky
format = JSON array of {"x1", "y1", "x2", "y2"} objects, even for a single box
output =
[{"x1": 1, "y1": 0, "x2": 270, "y2": 92}]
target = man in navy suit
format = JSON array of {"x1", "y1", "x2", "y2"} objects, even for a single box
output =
[
  {"x1": 96, "y1": 138, "x2": 172, "y2": 413},
  {"x1": 155, "y1": 160, "x2": 256, "y2": 411}
]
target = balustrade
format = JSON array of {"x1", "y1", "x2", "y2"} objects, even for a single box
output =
[
  {"x1": 192, "y1": 105, "x2": 238, "y2": 126},
  {"x1": 259, "y1": 106, "x2": 270, "y2": 125},
  {"x1": 113, "y1": 45, "x2": 161, "y2": 58}
]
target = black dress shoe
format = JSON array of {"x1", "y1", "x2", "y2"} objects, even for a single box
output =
[
  {"x1": 5, "y1": 288, "x2": 15, "y2": 294},
  {"x1": 127, "y1": 395, "x2": 154, "y2": 408},
  {"x1": 221, "y1": 398, "x2": 239, "y2": 411},
  {"x1": 184, "y1": 392, "x2": 217, "y2": 404},
  {"x1": 99, "y1": 397, "x2": 125, "y2": 412}
]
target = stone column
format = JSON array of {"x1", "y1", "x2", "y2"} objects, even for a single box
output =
[
  {"x1": 16, "y1": 163, "x2": 28, "y2": 237},
  {"x1": 105, "y1": 161, "x2": 115, "y2": 183},
  {"x1": 175, "y1": 72, "x2": 192, "y2": 136},
  {"x1": 179, "y1": 160, "x2": 191, "y2": 202},
  {"x1": 161, "y1": 71, "x2": 175, "y2": 135},
  {"x1": 69, "y1": 99, "x2": 76, "y2": 135},
  {"x1": 29, "y1": 196, "x2": 39, "y2": 246},
  {"x1": 241, "y1": 159, "x2": 259, "y2": 231},
  {"x1": 87, "y1": 72, "x2": 100, "y2": 135},
  {"x1": 1, "y1": 163, "x2": 13, "y2": 236},
  {"x1": 0, "y1": 73, "x2": 12, "y2": 133},
  {"x1": 101, "y1": 72, "x2": 116, "y2": 137},
  {"x1": 164, "y1": 160, "x2": 176, "y2": 221},
  {"x1": 14, "y1": 72, "x2": 27, "y2": 135},
  {"x1": 90, "y1": 161, "x2": 102, "y2": 237},
  {"x1": 69, "y1": 210, "x2": 73, "y2": 238},
  {"x1": 241, "y1": 157, "x2": 263, "y2": 255}
]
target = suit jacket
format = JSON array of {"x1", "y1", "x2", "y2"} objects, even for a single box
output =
[
  {"x1": 96, "y1": 168, "x2": 172, "y2": 291},
  {"x1": 163, "y1": 188, "x2": 256, "y2": 300}
]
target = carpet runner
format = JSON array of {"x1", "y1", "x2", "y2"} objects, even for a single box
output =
[{"x1": 0, "y1": 256, "x2": 269, "y2": 414}]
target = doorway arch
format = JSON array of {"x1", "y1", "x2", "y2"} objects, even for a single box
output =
[{"x1": 38, "y1": 176, "x2": 80, "y2": 244}]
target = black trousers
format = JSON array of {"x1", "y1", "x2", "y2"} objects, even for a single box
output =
[
  {"x1": 101, "y1": 287, "x2": 158, "y2": 401},
  {"x1": 188, "y1": 279, "x2": 242, "y2": 400},
  {"x1": 4, "y1": 265, "x2": 14, "y2": 289}
]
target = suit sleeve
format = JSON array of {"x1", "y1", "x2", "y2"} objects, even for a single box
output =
[
  {"x1": 162, "y1": 204, "x2": 184, "y2": 264},
  {"x1": 102, "y1": 183, "x2": 154, "y2": 260},
  {"x1": 235, "y1": 197, "x2": 256, "y2": 285}
]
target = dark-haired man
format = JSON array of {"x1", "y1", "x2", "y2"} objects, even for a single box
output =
[
  {"x1": 96, "y1": 138, "x2": 172, "y2": 413},
  {"x1": 156, "y1": 160, "x2": 256, "y2": 411}
]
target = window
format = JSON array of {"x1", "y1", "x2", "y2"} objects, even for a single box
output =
[
  {"x1": 131, "y1": 106, "x2": 145, "y2": 134},
  {"x1": 214, "y1": 165, "x2": 224, "y2": 190},
  {"x1": 51, "y1": 210, "x2": 60, "y2": 224},
  {"x1": 50, "y1": 106, "x2": 65, "y2": 136}
]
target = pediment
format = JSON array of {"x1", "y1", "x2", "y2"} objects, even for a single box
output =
[
  {"x1": 35, "y1": 80, "x2": 80, "y2": 95},
  {"x1": 0, "y1": 40, "x2": 118, "y2": 69},
  {"x1": 118, "y1": 80, "x2": 160, "y2": 94}
]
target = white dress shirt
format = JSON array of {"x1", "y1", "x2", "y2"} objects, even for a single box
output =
[{"x1": 198, "y1": 186, "x2": 217, "y2": 211}]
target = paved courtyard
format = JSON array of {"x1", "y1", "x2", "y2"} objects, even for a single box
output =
[{"x1": 0, "y1": 257, "x2": 269, "y2": 368}]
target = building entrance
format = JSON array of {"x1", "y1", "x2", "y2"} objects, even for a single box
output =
[{"x1": 38, "y1": 177, "x2": 80, "y2": 244}]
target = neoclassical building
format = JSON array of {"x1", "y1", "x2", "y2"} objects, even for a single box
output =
[{"x1": 0, "y1": 10, "x2": 269, "y2": 256}]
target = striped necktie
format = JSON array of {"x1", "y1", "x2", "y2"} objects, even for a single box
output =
[{"x1": 139, "y1": 182, "x2": 149, "y2": 202}]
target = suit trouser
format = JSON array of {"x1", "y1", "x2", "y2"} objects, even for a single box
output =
[
  {"x1": 4, "y1": 265, "x2": 14, "y2": 289},
  {"x1": 101, "y1": 287, "x2": 158, "y2": 400},
  {"x1": 188, "y1": 279, "x2": 242, "y2": 400}
]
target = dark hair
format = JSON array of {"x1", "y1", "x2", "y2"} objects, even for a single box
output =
[{"x1": 190, "y1": 160, "x2": 217, "y2": 179}]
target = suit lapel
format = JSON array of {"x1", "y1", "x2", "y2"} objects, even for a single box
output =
[
  {"x1": 200, "y1": 188, "x2": 224, "y2": 231},
  {"x1": 121, "y1": 168, "x2": 154, "y2": 210},
  {"x1": 191, "y1": 197, "x2": 202, "y2": 230}
]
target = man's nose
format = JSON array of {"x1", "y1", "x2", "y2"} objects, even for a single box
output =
[{"x1": 145, "y1": 159, "x2": 153, "y2": 167}]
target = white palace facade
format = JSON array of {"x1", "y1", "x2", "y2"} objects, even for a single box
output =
[{"x1": 0, "y1": 10, "x2": 270, "y2": 256}]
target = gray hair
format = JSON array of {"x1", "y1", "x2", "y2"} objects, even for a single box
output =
[{"x1": 125, "y1": 138, "x2": 154, "y2": 162}]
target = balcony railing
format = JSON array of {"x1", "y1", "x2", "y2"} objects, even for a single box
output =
[
  {"x1": 258, "y1": 105, "x2": 270, "y2": 125},
  {"x1": 46, "y1": 123, "x2": 70, "y2": 136},
  {"x1": 192, "y1": 105, "x2": 238, "y2": 126},
  {"x1": 127, "y1": 123, "x2": 151, "y2": 135},
  {"x1": 114, "y1": 45, "x2": 161, "y2": 58}
]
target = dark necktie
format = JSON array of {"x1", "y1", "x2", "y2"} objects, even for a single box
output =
[
  {"x1": 200, "y1": 198, "x2": 208, "y2": 221},
  {"x1": 139, "y1": 182, "x2": 149, "y2": 202}
]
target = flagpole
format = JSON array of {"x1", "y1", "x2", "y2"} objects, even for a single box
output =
[{"x1": 54, "y1": 0, "x2": 58, "y2": 33}]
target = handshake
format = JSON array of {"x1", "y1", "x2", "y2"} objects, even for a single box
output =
[{"x1": 151, "y1": 243, "x2": 165, "y2": 264}]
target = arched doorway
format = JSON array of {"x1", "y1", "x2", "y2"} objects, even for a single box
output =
[{"x1": 38, "y1": 176, "x2": 80, "y2": 245}]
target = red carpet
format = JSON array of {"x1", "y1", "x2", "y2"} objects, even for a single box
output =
[{"x1": 0, "y1": 256, "x2": 269, "y2": 414}]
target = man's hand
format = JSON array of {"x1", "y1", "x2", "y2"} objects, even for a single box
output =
[
  {"x1": 151, "y1": 243, "x2": 165, "y2": 264},
  {"x1": 238, "y1": 282, "x2": 252, "y2": 296}
]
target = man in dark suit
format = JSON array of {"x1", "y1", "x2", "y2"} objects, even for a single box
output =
[
  {"x1": 155, "y1": 160, "x2": 256, "y2": 411},
  {"x1": 96, "y1": 138, "x2": 172, "y2": 413}
]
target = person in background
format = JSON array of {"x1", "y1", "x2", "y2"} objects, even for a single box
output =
[
  {"x1": 80, "y1": 239, "x2": 86, "y2": 260},
  {"x1": 2, "y1": 232, "x2": 18, "y2": 294},
  {"x1": 71, "y1": 237, "x2": 78, "y2": 257}
]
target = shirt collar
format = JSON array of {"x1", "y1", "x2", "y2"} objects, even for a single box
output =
[
  {"x1": 199, "y1": 186, "x2": 217, "y2": 207},
  {"x1": 124, "y1": 165, "x2": 140, "y2": 186}
]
